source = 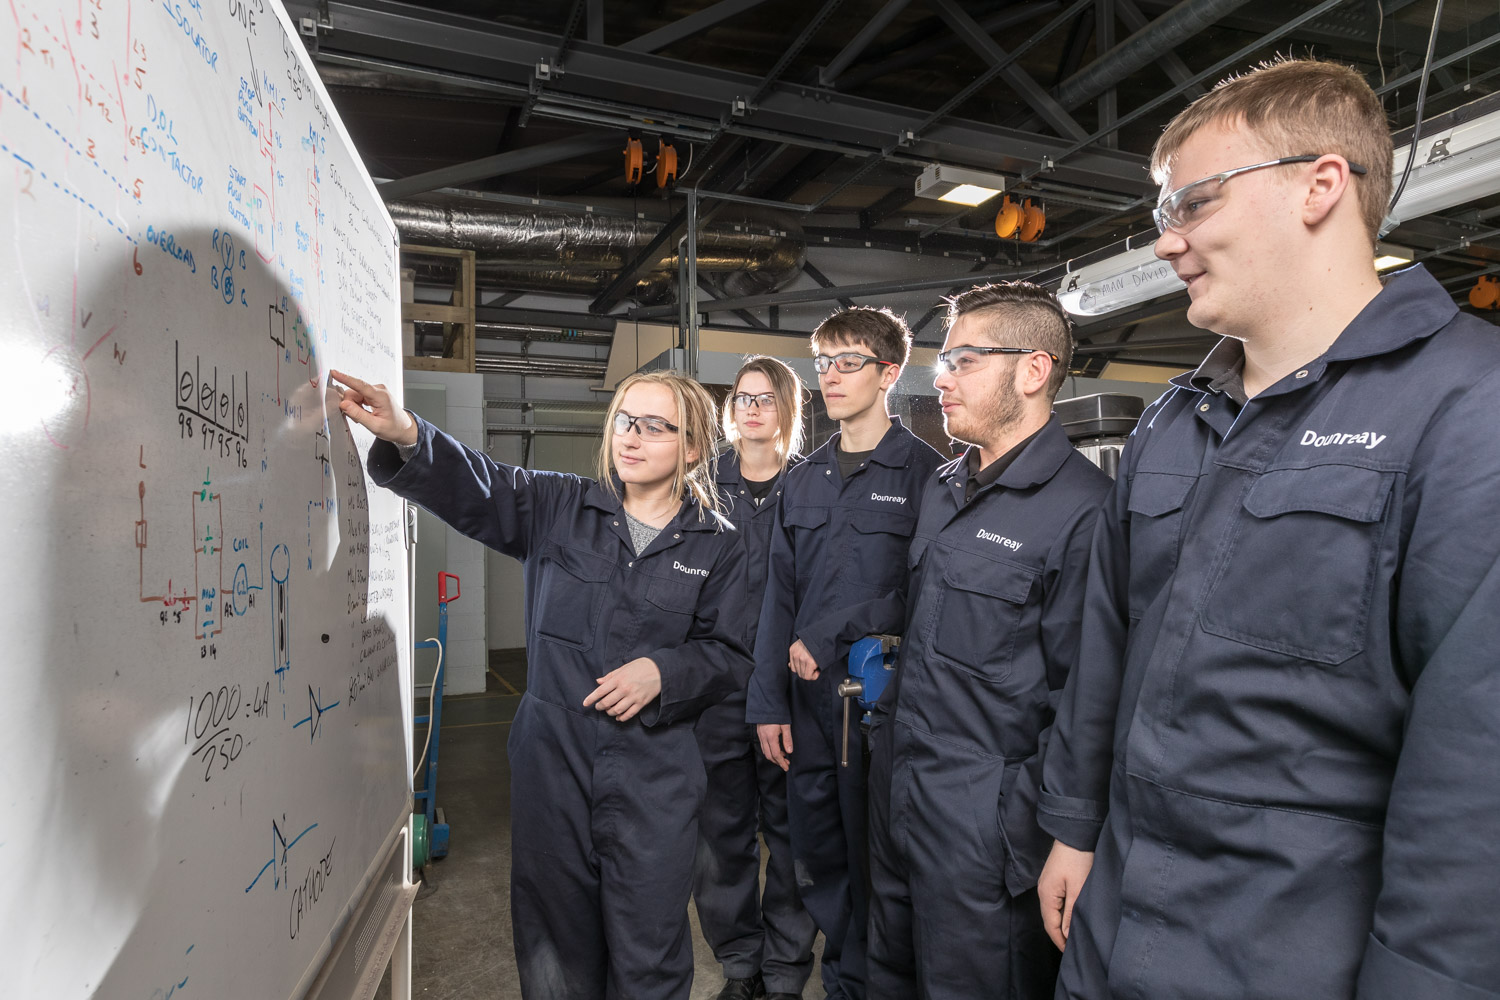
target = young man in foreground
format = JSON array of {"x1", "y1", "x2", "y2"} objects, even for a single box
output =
[{"x1": 1037, "y1": 59, "x2": 1500, "y2": 999}]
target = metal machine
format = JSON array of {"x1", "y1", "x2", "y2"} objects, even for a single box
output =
[{"x1": 1055, "y1": 392, "x2": 1145, "y2": 478}]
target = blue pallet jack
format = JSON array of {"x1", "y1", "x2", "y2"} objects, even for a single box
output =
[
  {"x1": 837, "y1": 634, "x2": 900, "y2": 767},
  {"x1": 412, "y1": 571, "x2": 460, "y2": 868}
]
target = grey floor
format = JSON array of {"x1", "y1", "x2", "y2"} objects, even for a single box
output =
[{"x1": 376, "y1": 650, "x2": 825, "y2": 999}]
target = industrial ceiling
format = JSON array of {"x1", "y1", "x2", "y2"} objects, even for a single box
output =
[{"x1": 284, "y1": 0, "x2": 1500, "y2": 376}]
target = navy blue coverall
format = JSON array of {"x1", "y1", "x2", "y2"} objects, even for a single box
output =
[
  {"x1": 748, "y1": 417, "x2": 945, "y2": 1000},
  {"x1": 800, "y1": 416, "x2": 1111, "y2": 999},
  {"x1": 692, "y1": 450, "x2": 818, "y2": 994},
  {"x1": 367, "y1": 416, "x2": 754, "y2": 1000},
  {"x1": 1040, "y1": 267, "x2": 1500, "y2": 999}
]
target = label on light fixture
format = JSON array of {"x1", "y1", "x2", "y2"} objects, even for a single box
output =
[{"x1": 1056, "y1": 244, "x2": 1186, "y2": 317}]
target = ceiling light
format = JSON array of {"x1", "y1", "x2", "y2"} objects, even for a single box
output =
[
  {"x1": 1373, "y1": 242, "x2": 1413, "y2": 271},
  {"x1": 1385, "y1": 94, "x2": 1500, "y2": 231},
  {"x1": 1055, "y1": 242, "x2": 1186, "y2": 319},
  {"x1": 916, "y1": 164, "x2": 1006, "y2": 206}
]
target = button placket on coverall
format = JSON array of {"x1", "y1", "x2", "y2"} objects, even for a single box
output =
[
  {"x1": 748, "y1": 417, "x2": 945, "y2": 1000},
  {"x1": 1040, "y1": 266, "x2": 1500, "y2": 1000},
  {"x1": 692, "y1": 450, "x2": 818, "y2": 994},
  {"x1": 368, "y1": 416, "x2": 753, "y2": 1000}
]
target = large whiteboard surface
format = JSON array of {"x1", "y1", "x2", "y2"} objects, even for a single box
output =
[{"x1": 0, "y1": 1, "x2": 411, "y2": 996}]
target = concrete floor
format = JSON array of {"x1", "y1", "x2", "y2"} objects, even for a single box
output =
[{"x1": 376, "y1": 650, "x2": 825, "y2": 999}]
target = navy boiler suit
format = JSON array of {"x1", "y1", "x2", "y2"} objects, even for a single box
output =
[
  {"x1": 1040, "y1": 266, "x2": 1500, "y2": 999},
  {"x1": 367, "y1": 416, "x2": 754, "y2": 1000},
  {"x1": 801, "y1": 416, "x2": 1111, "y2": 999},
  {"x1": 692, "y1": 450, "x2": 818, "y2": 993},
  {"x1": 748, "y1": 417, "x2": 946, "y2": 1000}
]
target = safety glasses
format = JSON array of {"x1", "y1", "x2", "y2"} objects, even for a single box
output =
[
  {"x1": 935, "y1": 345, "x2": 1058, "y2": 376},
  {"x1": 732, "y1": 392, "x2": 777, "y2": 410},
  {"x1": 613, "y1": 410, "x2": 679, "y2": 440},
  {"x1": 813, "y1": 352, "x2": 895, "y2": 375},
  {"x1": 1153, "y1": 154, "x2": 1368, "y2": 236}
]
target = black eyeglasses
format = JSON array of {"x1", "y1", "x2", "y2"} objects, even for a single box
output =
[
  {"x1": 1153, "y1": 154, "x2": 1369, "y2": 236},
  {"x1": 813, "y1": 353, "x2": 895, "y2": 375},
  {"x1": 732, "y1": 392, "x2": 777, "y2": 410},
  {"x1": 613, "y1": 410, "x2": 679, "y2": 439},
  {"x1": 935, "y1": 346, "x2": 1059, "y2": 375}
]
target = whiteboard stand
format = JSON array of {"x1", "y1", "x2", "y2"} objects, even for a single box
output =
[{"x1": 303, "y1": 821, "x2": 418, "y2": 1000}]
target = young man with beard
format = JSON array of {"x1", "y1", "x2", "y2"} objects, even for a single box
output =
[
  {"x1": 1037, "y1": 59, "x2": 1500, "y2": 999},
  {"x1": 747, "y1": 306, "x2": 944, "y2": 1000},
  {"x1": 797, "y1": 283, "x2": 1111, "y2": 998}
]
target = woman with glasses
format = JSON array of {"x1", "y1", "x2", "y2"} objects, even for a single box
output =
[
  {"x1": 329, "y1": 368, "x2": 752, "y2": 1000},
  {"x1": 692, "y1": 356, "x2": 819, "y2": 1000}
]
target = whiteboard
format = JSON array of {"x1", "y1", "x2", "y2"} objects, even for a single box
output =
[{"x1": 0, "y1": 1, "x2": 412, "y2": 997}]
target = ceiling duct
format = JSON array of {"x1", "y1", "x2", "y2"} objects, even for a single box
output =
[
  {"x1": 1053, "y1": 0, "x2": 1256, "y2": 111},
  {"x1": 390, "y1": 196, "x2": 805, "y2": 305}
]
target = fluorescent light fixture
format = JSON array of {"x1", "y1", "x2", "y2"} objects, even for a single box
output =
[
  {"x1": 1385, "y1": 96, "x2": 1500, "y2": 230},
  {"x1": 915, "y1": 164, "x2": 1006, "y2": 206},
  {"x1": 1373, "y1": 242, "x2": 1414, "y2": 271},
  {"x1": 1055, "y1": 243, "x2": 1187, "y2": 319}
]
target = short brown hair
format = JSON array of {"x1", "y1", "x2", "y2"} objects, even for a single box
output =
[
  {"x1": 597, "y1": 370, "x2": 723, "y2": 519},
  {"x1": 1151, "y1": 58, "x2": 1393, "y2": 245},
  {"x1": 722, "y1": 355, "x2": 806, "y2": 463},
  {"x1": 945, "y1": 281, "x2": 1074, "y2": 399},
  {"x1": 812, "y1": 306, "x2": 913, "y2": 371}
]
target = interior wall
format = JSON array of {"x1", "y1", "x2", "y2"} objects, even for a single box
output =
[{"x1": 404, "y1": 372, "x2": 489, "y2": 696}]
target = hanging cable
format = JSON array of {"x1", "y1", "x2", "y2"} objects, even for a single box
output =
[
  {"x1": 1389, "y1": 0, "x2": 1447, "y2": 215},
  {"x1": 413, "y1": 637, "x2": 443, "y2": 783}
]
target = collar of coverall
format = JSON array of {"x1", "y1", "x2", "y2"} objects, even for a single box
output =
[
  {"x1": 939, "y1": 413, "x2": 1071, "y2": 493},
  {"x1": 1171, "y1": 264, "x2": 1458, "y2": 397},
  {"x1": 582, "y1": 477, "x2": 724, "y2": 532},
  {"x1": 806, "y1": 415, "x2": 914, "y2": 469}
]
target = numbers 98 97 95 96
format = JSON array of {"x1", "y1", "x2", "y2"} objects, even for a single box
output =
[{"x1": 178, "y1": 412, "x2": 248, "y2": 468}]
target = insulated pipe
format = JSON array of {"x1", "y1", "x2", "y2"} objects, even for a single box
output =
[
  {"x1": 1053, "y1": 0, "x2": 1256, "y2": 111},
  {"x1": 390, "y1": 197, "x2": 804, "y2": 303}
]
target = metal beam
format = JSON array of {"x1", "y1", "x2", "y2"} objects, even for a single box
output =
[
  {"x1": 1096, "y1": 0, "x2": 1118, "y2": 149},
  {"x1": 698, "y1": 278, "x2": 770, "y2": 328},
  {"x1": 1053, "y1": 0, "x2": 1255, "y2": 111},
  {"x1": 803, "y1": 261, "x2": 857, "y2": 308},
  {"x1": 376, "y1": 134, "x2": 619, "y2": 200},
  {"x1": 629, "y1": 266, "x2": 1039, "y2": 320},
  {"x1": 586, "y1": 0, "x2": 603, "y2": 43},
  {"x1": 1113, "y1": 0, "x2": 1202, "y2": 101},
  {"x1": 927, "y1": 0, "x2": 1089, "y2": 140},
  {"x1": 593, "y1": 203, "x2": 692, "y2": 314},
  {"x1": 288, "y1": 0, "x2": 1152, "y2": 196},
  {"x1": 810, "y1": 0, "x2": 1097, "y2": 211},
  {"x1": 819, "y1": 0, "x2": 913, "y2": 86},
  {"x1": 621, "y1": 0, "x2": 772, "y2": 53},
  {"x1": 860, "y1": 187, "x2": 917, "y2": 229},
  {"x1": 1019, "y1": 0, "x2": 1351, "y2": 181},
  {"x1": 748, "y1": 0, "x2": 847, "y2": 108},
  {"x1": 836, "y1": 2, "x2": 1062, "y2": 91}
]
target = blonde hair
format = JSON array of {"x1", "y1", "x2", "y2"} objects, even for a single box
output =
[
  {"x1": 597, "y1": 370, "x2": 723, "y2": 518},
  {"x1": 1152, "y1": 58, "x2": 1393, "y2": 245},
  {"x1": 721, "y1": 355, "x2": 806, "y2": 464}
]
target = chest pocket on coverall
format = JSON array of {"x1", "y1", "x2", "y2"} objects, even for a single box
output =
[
  {"x1": 784, "y1": 506, "x2": 827, "y2": 587},
  {"x1": 645, "y1": 573, "x2": 706, "y2": 635},
  {"x1": 1202, "y1": 464, "x2": 1392, "y2": 666},
  {"x1": 1125, "y1": 472, "x2": 1195, "y2": 619},
  {"x1": 930, "y1": 548, "x2": 1037, "y2": 680},
  {"x1": 849, "y1": 508, "x2": 918, "y2": 592},
  {"x1": 535, "y1": 542, "x2": 614, "y2": 650}
]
